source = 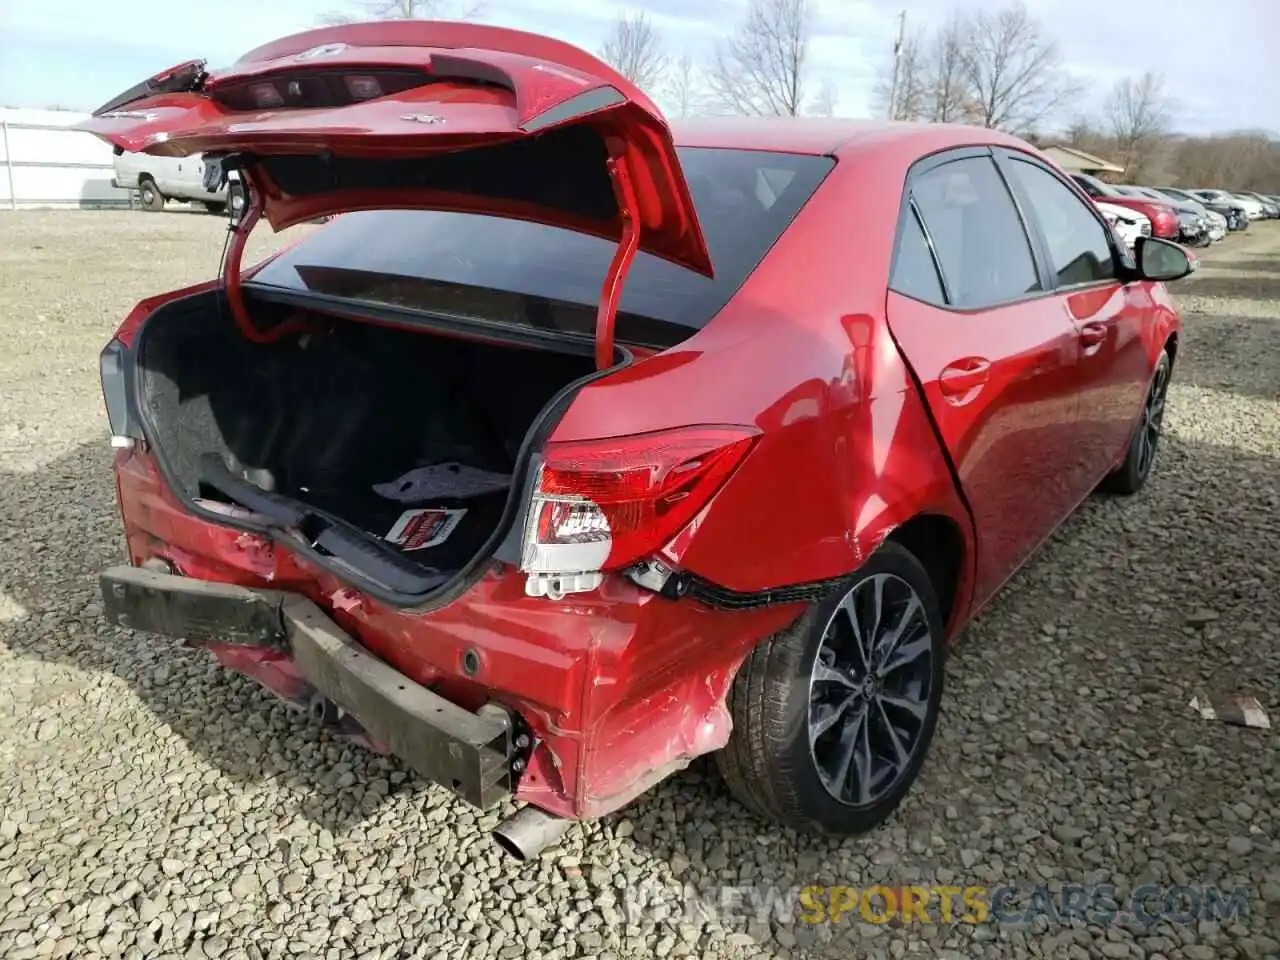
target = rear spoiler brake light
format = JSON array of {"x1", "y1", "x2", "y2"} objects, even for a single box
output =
[{"x1": 93, "y1": 60, "x2": 208, "y2": 117}]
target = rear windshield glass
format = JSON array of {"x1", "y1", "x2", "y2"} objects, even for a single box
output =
[{"x1": 248, "y1": 148, "x2": 834, "y2": 347}]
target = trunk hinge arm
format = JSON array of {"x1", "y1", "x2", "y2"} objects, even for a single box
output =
[
  {"x1": 220, "y1": 163, "x2": 308, "y2": 345},
  {"x1": 596, "y1": 144, "x2": 640, "y2": 371}
]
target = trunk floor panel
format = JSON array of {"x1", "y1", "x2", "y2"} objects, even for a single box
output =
[
  {"x1": 299, "y1": 486, "x2": 508, "y2": 570},
  {"x1": 136, "y1": 292, "x2": 596, "y2": 592}
]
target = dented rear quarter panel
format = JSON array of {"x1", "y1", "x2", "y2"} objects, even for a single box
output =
[
  {"x1": 103, "y1": 122, "x2": 1021, "y2": 821},
  {"x1": 553, "y1": 143, "x2": 975, "y2": 615},
  {"x1": 113, "y1": 447, "x2": 803, "y2": 818}
]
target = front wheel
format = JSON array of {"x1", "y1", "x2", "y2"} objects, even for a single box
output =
[
  {"x1": 717, "y1": 542, "x2": 946, "y2": 835},
  {"x1": 1101, "y1": 348, "x2": 1171, "y2": 495},
  {"x1": 137, "y1": 178, "x2": 165, "y2": 212}
]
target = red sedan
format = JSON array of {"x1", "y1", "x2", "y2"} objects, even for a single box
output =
[{"x1": 84, "y1": 22, "x2": 1191, "y2": 859}]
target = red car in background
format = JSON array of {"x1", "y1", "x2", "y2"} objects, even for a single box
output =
[
  {"x1": 1070, "y1": 172, "x2": 1180, "y2": 239},
  {"x1": 83, "y1": 22, "x2": 1191, "y2": 859}
]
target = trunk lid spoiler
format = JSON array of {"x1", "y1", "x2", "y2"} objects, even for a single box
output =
[{"x1": 78, "y1": 22, "x2": 712, "y2": 368}]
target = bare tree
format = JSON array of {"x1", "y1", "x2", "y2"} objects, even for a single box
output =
[
  {"x1": 321, "y1": 0, "x2": 482, "y2": 25},
  {"x1": 808, "y1": 78, "x2": 838, "y2": 117},
  {"x1": 599, "y1": 12, "x2": 668, "y2": 92},
  {"x1": 1105, "y1": 72, "x2": 1174, "y2": 179},
  {"x1": 892, "y1": 36, "x2": 929, "y2": 120},
  {"x1": 1051, "y1": 124, "x2": 1280, "y2": 194},
  {"x1": 663, "y1": 54, "x2": 703, "y2": 119},
  {"x1": 1106, "y1": 73, "x2": 1172, "y2": 143},
  {"x1": 959, "y1": 1, "x2": 1077, "y2": 132},
  {"x1": 1172, "y1": 133, "x2": 1279, "y2": 191},
  {"x1": 705, "y1": 0, "x2": 814, "y2": 117},
  {"x1": 871, "y1": 15, "x2": 975, "y2": 124},
  {"x1": 1065, "y1": 117, "x2": 1114, "y2": 158},
  {"x1": 925, "y1": 15, "x2": 971, "y2": 123},
  {"x1": 873, "y1": 31, "x2": 926, "y2": 120}
]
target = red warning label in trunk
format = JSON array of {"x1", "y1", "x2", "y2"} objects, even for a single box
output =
[{"x1": 384, "y1": 507, "x2": 466, "y2": 551}]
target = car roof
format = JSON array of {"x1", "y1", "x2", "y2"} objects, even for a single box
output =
[{"x1": 670, "y1": 117, "x2": 1038, "y2": 158}]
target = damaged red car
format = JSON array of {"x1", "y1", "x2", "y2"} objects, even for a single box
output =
[{"x1": 84, "y1": 22, "x2": 1190, "y2": 859}]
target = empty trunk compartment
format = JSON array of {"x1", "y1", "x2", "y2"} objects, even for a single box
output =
[{"x1": 132, "y1": 293, "x2": 599, "y2": 595}]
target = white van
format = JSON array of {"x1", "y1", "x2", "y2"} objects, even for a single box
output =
[{"x1": 112, "y1": 147, "x2": 244, "y2": 215}]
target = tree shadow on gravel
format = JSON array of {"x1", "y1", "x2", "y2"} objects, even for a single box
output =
[
  {"x1": 1179, "y1": 274, "x2": 1280, "y2": 301},
  {"x1": 609, "y1": 432, "x2": 1280, "y2": 958},
  {"x1": 1209, "y1": 257, "x2": 1280, "y2": 275},
  {"x1": 1172, "y1": 313, "x2": 1280, "y2": 401},
  {"x1": 1173, "y1": 282, "x2": 1280, "y2": 401},
  {"x1": 0, "y1": 441, "x2": 431, "y2": 836},
  {"x1": 5, "y1": 434, "x2": 1278, "y2": 959}
]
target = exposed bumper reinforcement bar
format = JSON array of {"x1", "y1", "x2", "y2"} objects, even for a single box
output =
[{"x1": 100, "y1": 565, "x2": 514, "y2": 808}]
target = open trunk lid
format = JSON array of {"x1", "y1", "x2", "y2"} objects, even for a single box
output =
[{"x1": 79, "y1": 22, "x2": 711, "y2": 366}]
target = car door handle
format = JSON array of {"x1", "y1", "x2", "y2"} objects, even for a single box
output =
[
  {"x1": 938, "y1": 358, "x2": 991, "y2": 398},
  {"x1": 1081, "y1": 323, "x2": 1108, "y2": 348}
]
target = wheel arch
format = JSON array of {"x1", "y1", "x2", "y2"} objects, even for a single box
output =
[{"x1": 884, "y1": 512, "x2": 967, "y2": 634}]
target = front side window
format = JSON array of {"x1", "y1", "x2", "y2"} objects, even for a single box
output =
[
  {"x1": 910, "y1": 156, "x2": 1040, "y2": 308},
  {"x1": 1072, "y1": 175, "x2": 1097, "y2": 196},
  {"x1": 1071, "y1": 174, "x2": 1113, "y2": 198},
  {"x1": 1006, "y1": 159, "x2": 1117, "y2": 287}
]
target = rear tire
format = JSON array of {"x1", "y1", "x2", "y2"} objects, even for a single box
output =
[
  {"x1": 204, "y1": 201, "x2": 227, "y2": 215},
  {"x1": 138, "y1": 178, "x2": 165, "y2": 212},
  {"x1": 1101, "y1": 349, "x2": 1171, "y2": 495},
  {"x1": 717, "y1": 542, "x2": 946, "y2": 835}
]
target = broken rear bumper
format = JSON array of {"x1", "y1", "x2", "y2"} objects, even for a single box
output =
[
  {"x1": 108, "y1": 448, "x2": 808, "y2": 820},
  {"x1": 100, "y1": 565, "x2": 515, "y2": 809}
]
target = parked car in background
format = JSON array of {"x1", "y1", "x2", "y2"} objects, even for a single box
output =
[
  {"x1": 1174, "y1": 212, "x2": 1208, "y2": 247},
  {"x1": 1239, "y1": 192, "x2": 1280, "y2": 218},
  {"x1": 112, "y1": 147, "x2": 246, "y2": 215},
  {"x1": 1203, "y1": 209, "x2": 1228, "y2": 241},
  {"x1": 1154, "y1": 186, "x2": 1248, "y2": 232},
  {"x1": 1195, "y1": 189, "x2": 1265, "y2": 221},
  {"x1": 1070, "y1": 173, "x2": 1180, "y2": 239},
  {"x1": 1095, "y1": 200, "x2": 1151, "y2": 250},
  {"x1": 1231, "y1": 193, "x2": 1273, "y2": 219},
  {"x1": 78, "y1": 21, "x2": 1195, "y2": 855},
  {"x1": 1113, "y1": 186, "x2": 1212, "y2": 246}
]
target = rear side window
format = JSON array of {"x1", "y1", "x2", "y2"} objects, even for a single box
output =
[
  {"x1": 1005, "y1": 160, "x2": 1116, "y2": 287},
  {"x1": 1072, "y1": 174, "x2": 1105, "y2": 198},
  {"x1": 249, "y1": 148, "x2": 834, "y2": 348},
  {"x1": 910, "y1": 156, "x2": 1040, "y2": 308},
  {"x1": 890, "y1": 206, "x2": 946, "y2": 305}
]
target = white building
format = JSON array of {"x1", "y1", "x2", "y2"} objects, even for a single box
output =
[{"x1": 0, "y1": 107, "x2": 132, "y2": 210}]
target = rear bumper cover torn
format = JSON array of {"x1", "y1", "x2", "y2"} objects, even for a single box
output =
[{"x1": 100, "y1": 565, "x2": 514, "y2": 808}]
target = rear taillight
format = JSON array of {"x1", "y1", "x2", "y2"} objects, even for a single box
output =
[
  {"x1": 100, "y1": 338, "x2": 140, "y2": 448},
  {"x1": 520, "y1": 426, "x2": 759, "y2": 594}
]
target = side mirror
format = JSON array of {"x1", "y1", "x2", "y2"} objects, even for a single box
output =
[{"x1": 1135, "y1": 236, "x2": 1195, "y2": 282}]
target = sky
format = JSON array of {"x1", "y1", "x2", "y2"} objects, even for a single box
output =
[{"x1": 1, "y1": 0, "x2": 1277, "y2": 136}]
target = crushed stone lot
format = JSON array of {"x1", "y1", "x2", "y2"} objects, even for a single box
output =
[{"x1": 1, "y1": 210, "x2": 1277, "y2": 960}]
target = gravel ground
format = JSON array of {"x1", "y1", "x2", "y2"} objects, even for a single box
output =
[{"x1": 1, "y1": 210, "x2": 1277, "y2": 960}]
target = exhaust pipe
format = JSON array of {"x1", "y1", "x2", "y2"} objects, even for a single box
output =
[
  {"x1": 308, "y1": 693, "x2": 342, "y2": 726},
  {"x1": 493, "y1": 806, "x2": 572, "y2": 861}
]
